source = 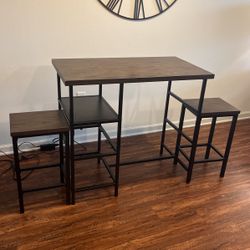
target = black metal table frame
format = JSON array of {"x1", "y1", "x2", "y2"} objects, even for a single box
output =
[
  {"x1": 56, "y1": 74, "x2": 208, "y2": 198},
  {"x1": 57, "y1": 78, "x2": 124, "y2": 203}
]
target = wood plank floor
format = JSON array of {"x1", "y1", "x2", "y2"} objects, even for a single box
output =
[{"x1": 0, "y1": 119, "x2": 249, "y2": 249}]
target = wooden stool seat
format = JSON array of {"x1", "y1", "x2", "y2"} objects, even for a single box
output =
[
  {"x1": 174, "y1": 98, "x2": 240, "y2": 183},
  {"x1": 182, "y1": 98, "x2": 240, "y2": 117},
  {"x1": 10, "y1": 110, "x2": 69, "y2": 137},
  {"x1": 9, "y1": 110, "x2": 70, "y2": 213}
]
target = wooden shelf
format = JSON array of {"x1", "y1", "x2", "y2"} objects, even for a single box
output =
[{"x1": 60, "y1": 95, "x2": 118, "y2": 126}]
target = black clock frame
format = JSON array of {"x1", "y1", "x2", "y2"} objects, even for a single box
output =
[{"x1": 97, "y1": 0, "x2": 178, "y2": 21}]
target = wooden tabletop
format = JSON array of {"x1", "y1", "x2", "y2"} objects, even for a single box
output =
[{"x1": 52, "y1": 57, "x2": 214, "y2": 86}]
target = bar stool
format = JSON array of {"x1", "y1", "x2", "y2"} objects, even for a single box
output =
[
  {"x1": 9, "y1": 110, "x2": 70, "y2": 213},
  {"x1": 174, "y1": 98, "x2": 240, "y2": 183}
]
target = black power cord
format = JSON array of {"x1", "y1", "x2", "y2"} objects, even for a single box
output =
[
  {"x1": 0, "y1": 161, "x2": 13, "y2": 177},
  {"x1": 0, "y1": 142, "x2": 40, "y2": 181},
  {"x1": 16, "y1": 142, "x2": 42, "y2": 181},
  {"x1": 0, "y1": 150, "x2": 14, "y2": 178},
  {"x1": 1, "y1": 137, "x2": 82, "y2": 181}
]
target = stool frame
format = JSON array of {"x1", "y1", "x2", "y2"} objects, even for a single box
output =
[
  {"x1": 174, "y1": 102, "x2": 239, "y2": 183},
  {"x1": 12, "y1": 132, "x2": 70, "y2": 213}
]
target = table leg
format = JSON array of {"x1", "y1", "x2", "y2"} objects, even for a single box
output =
[
  {"x1": 98, "y1": 84, "x2": 102, "y2": 164},
  {"x1": 12, "y1": 137, "x2": 24, "y2": 213},
  {"x1": 174, "y1": 105, "x2": 186, "y2": 164},
  {"x1": 115, "y1": 83, "x2": 124, "y2": 196},
  {"x1": 57, "y1": 74, "x2": 62, "y2": 110},
  {"x1": 187, "y1": 79, "x2": 207, "y2": 183},
  {"x1": 160, "y1": 81, "x2": 172, "y2": 155},
  {"x1": 69, "y1": 86, "x2": 75, "y2": 204}
]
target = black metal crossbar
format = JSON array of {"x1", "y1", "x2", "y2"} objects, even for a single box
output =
[
  {"x1": 166, "y1": 119, "x2": 192, "y2": 143},
  {"x1": 74, "y1": 152, "x2": 116, "y2": 161},
  {"x1": 100, "y1": 125, "x2": 117, "y2": 152},
  {"x1": 75, "y1": 183, "x2": 114, "y2": 192},
  {"x1": 101, "y1": 157, "x2": 115, "y2": 182},
  {"x1": 21, "y1": 163, "x2": 60, "y2": 172},
  {"x1": 23, "y1": 184, "x2": 64, "y2": 193}
]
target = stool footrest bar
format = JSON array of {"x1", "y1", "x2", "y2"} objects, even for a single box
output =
[
  {"x1": 179, "y1": 144, "x2": 224, "y2": 159},
  {"x1": 211, "y1": 145, "x2": 224, "y2": 158},
  {"x1": 179, "y1": 148, "x2": 190, "y2": 161},
  {"x1": 176, "y1": 158, "x2": 188, "y2": 171},
  {"x1": 194, "y1": 158, "x2": 224, "y2": 164},
  {"x1": 163, "y1": 144, "x2": 174, "y2": 156},
  {"x1": 180, "y1": 143, "x2": 208, "y2": 148}
]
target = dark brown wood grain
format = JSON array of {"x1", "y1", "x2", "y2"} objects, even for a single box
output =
[
  {"x1": 52, "y1": 57, "x2": 215, "y2": 85},
  {"x1": 0, "y1": 119, "x2": 249, "y2": 249},
  {"x1": 61, "y1": 96, "x2": 118, "y2": 126},
  {"x1": 183, "y1": 98, "x2": 240, "y2": 117},
  {"x1": 9, "y1": 110, "x2": 69, "y2": 137}
]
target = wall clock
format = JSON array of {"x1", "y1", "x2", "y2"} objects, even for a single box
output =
[{"x1": 98, "y1": 0, "x2": 177, "y2": 21}]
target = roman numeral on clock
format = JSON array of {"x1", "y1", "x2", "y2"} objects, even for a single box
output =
[
  {"x1": 106, "y1": 0, "x2": 123, "y2": 13},
  {"x1": 134, "y1": 0, "x2": 145, "y2": 20},
  {"x1": 98, "y1": 0, "x2": 177, "y2": 20},
  {"x1": 156, "y1": 0, "x2": 169, "y2": 12}
]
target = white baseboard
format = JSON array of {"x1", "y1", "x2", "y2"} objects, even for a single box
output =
[{"x1": 1, "y1": 111, "x2": 249, "y2": 156}]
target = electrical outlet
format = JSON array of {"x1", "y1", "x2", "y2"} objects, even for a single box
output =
[{"x1": 76, "y1": 91, "x2": 86, "y2": 96}]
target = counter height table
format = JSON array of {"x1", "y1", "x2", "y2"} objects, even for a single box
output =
[{"x1": 52, "y1": 57, "x2": 214, "y2": 202}]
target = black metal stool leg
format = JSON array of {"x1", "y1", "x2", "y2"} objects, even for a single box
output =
[
  {"x1": 64, "y1": 133, "x2": 70, "y2": 205},
  {"x1": 220, "y1": 115, "x2": 238, "y2": 177},
  {"x1": 186, "y1": 117, "x2": 202, "y2": 183},
  {"x1": 174, "y1": 105, "x2": 186, "y2": 164},
  {"x1": 12, "y1": 137, "x2": 24, "y2": 213},
  {"x1": 205, "y1": 117, "x2": 217, "y2": 159},
  {"x1": 115, "y1": 83, "x2": 124, "y2": 197},
  {"x1": 59, "y1": 133, "x2": 64, "y2": 183}
]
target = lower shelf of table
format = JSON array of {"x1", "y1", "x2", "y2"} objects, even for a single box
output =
[{"x1": 60, "y1": 95, "x2": 119, "y2": 126}]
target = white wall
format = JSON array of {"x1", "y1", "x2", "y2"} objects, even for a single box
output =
[{"x1": 0, "y1": 0, "x2": 250, "y2": 150}]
